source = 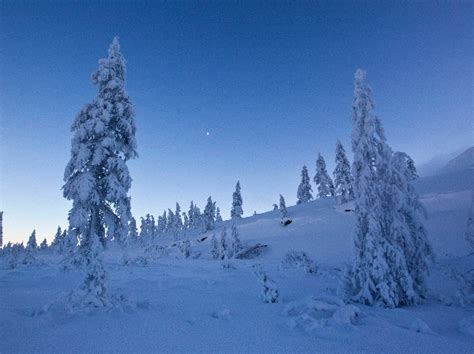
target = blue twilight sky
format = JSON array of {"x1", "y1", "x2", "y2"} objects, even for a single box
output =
[{"x1": 0, "y1": 1, "x2": 472, "y2": 243}]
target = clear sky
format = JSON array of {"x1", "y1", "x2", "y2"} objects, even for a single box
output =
[{"x1": 1, "y1": 1, "x2": 472, "y2": 243}]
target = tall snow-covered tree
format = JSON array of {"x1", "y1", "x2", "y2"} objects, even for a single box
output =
[
  {"x1": 279, "y1": 194, "x2": 288, "y2": 219},
  {"x1": 333, "y1": 140, "x2": 354, "y2": 203},
  {"x1": 203, "y1": 196, "x2": 216, "y2": 231},
  {"x1": 63, "y1": 37, "x2": 137, "y2": 249},
  {"x1": 314, "y1": 153, "x2": 335, "y2": 198},
  {"x1": 63, "y1": 38, "x2": 137, "y2": 307},
  {"x1": 231, "y1": 181, "x2": 243, "y2": 219},
  {"x1": 297, "y1": 165, "x2": 313, "y2": 204},
  {"x1": 346, "y1": 69, "x2": 426, "y2": 308}
]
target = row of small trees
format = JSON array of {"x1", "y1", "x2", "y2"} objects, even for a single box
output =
[{"x1": 297, "y1": 142, "x2": 354, "y2": 205}]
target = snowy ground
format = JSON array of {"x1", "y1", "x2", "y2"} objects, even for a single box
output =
[{"x1": 1, "y1": 174, "x2": 473, "y2": 353}]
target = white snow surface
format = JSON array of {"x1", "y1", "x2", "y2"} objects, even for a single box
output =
[{"x1": 1, "y1": 175, "x2": 473, "y2": 353}]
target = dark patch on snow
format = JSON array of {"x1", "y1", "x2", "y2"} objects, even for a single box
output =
[{"x1": 235, "y1": 244, "x2": 268, "y2": 259}]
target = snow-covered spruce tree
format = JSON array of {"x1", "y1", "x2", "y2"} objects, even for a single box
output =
[
  {"x1": 166, "y1": 209, "x2": 175, "y2": 233},
  {"x1": 333, "y1": 140, "x2": 354, "y2": 203},
  {"x1": 279, "y1": 194, "x2": 288, "y2": 218},
  {"x1": 231, "y1": 181, "x2": 243, "y2": 219},
  {"x1": 210, "y1": 233, "x2": 219, "y2": 260},
  {"x1": 215, "y1": 207, "x2": 223, "y2": 223},
  {"x1": 273, "y1": 204, "x2": 278, "y2": 211},
  {"x1": 314, "y1": 153, "x2": 335, "y2": 198},
  {"x1": 174, "y1": 203, "x2": 183, "y2": 231},
  {"x1": 62, "y1": 37, "x2": 137, "y2": 307},
  {"x1": 219, "y1": 227, "x2": 228, "y2": 260},
  {"x1": 23, "y1": 230, "x2": 37, "y2": 265},
  {"x1": 127, "y1": 216, "x2": 138, "y2": 244},
  {"x1": 188, "y1": 202, "x2": 195, "y2": 229},
  {"x1": 297, "y1": 165, "x2": 313, "y2": 204},
  {"x1": 347, "y1": 69, "x2": 423, "y2": 308},
  {"x1": 193, "y1": 204, "x2": 202, "y2": 229},
  {"x1": 229, "y1": 223, "x2": 242, "y2": 258},
  {"x1": 140, "y1": 214, "x2": 154, "y2": 243},
  {"x1": 182, "y1": 212, "x2": 189, "y2": 230},
  {"x1": 51, "y1": 226, "x2": 63, "y2": 251},
  {"x1": 158, "y1": 211, "x2": 167, "y2": 234},
  {"x1": 40, "y1": 238, "x2": 48, "y2": 250},
  {"x1": 203, "y1": 196, "x2": 216, "y2": 231},
  {"x1": 27, "y1": 229, "x2": 37, "y2": 249}
]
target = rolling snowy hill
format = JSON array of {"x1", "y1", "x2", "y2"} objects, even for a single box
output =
[{"x1": 0, "y1": 169, "x2": 472, "y2": 353}]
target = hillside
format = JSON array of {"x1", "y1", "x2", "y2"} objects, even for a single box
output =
[{"x1": 0, "y1": 172, "x2": 472, "y2": 353}]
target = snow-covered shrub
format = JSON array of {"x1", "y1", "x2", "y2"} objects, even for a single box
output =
[
  {"x1": 456, "y1": 269, "x2": 474, "y2": 307},
  {"x1": 281, "y1": 250, "x2": 317, "y2": 274},
  {"x1": 221, "y1": 261, "x2": 236, "y2": 269},
  {"x1": 284, "y1": 296, "x2": 360, "y2": 332},
  {"x1": 179, "y1": 240, "x2": 191, "y2": 258},
  {"x1": 219, "y1": 227, "x2": 228, "y2": 260},
  {"x1": 122, "y1": 255, "x2": 148, "y2": 267},
  {"x1": 39, "y1": 238, "x2": 48, "y2": 250},
  {"x1": 253, "y1": 265, "x2": 279, "y2": 303},
  {"x1": 210, "y1": 233, "x2": 219, "y2": 260},
  {"x1": 144, "y1": 244, "x2": 168, "y2": 259},
  {"x1": 6, "y1": 244, "x2": 21, "y2": 269},
  {"x1": 228, "y1": 224, "x2": 242, "y2": 258}
]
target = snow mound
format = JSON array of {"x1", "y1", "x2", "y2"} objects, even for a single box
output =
[
  {"x1": 283, "y1": 296, "x2": 360, "y2": 333},
  {"x1": 458, "y1": 315, "x2": 474, "y2": 337},
  {"x1": 408, "y1": 318, "x2": 434, "y2": 334},
  {"x1": 211, "y1": 308, "x2": 232, "y2": 320}
]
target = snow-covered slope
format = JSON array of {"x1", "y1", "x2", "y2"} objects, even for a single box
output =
[{"x1": 0, "y1": 172, "x2": 472, "y2": 353}]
